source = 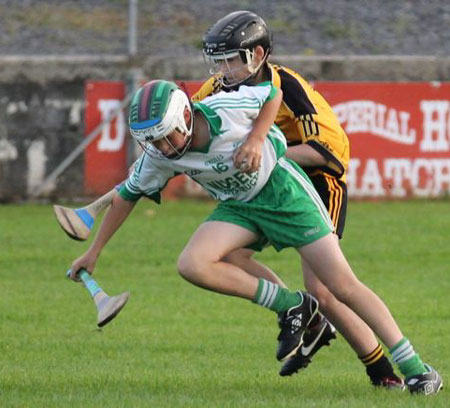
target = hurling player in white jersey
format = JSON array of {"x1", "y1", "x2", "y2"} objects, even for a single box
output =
[
  {"x1": 69, "y1": 80, "x2": 442, "y2": 390},
  {"x1": 122, "y1": 82, "x2": 287, "y2": 203}
]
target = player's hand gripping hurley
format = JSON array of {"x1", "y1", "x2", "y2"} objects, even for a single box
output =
[{"x1": 66, "y1": 268, "x2": 129, "y2": 327}]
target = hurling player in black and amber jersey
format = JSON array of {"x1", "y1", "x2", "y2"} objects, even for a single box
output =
[{"x1": 194, "y1": 11, "x2": 406, "y2": 389}]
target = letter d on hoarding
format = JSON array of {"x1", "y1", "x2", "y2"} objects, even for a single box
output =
[
  {"x1": 97, "y1": 99, "x2": 126, "y2": 151},
  {"x1": 84, "y1": 81, "x2": 127, "y2": 195}
]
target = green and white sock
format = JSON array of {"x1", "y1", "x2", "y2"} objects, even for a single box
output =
[
  {"x1": 252, "y1": 278, "x2": 303, "y2": 313},
  {"x1": 389, "y1": 337, "x2": 426, "y2": 378}
]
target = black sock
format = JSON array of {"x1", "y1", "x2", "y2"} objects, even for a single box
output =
[{"x1": 360, "y1": 344, "x2": 399, "y2": 384}]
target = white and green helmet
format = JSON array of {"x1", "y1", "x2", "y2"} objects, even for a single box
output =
[{"x1": 129, "y1": 80, "x2": 193, "y2": 158}]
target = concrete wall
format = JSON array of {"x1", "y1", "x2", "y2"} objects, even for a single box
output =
[
  {"x1": 0, "y1": 56, "x2": 129, "y2": 202},
  {"x1": 1, "y1": 55, "x2": 449, "y2": 201}
]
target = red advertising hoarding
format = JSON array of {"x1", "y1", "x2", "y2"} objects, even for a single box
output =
[
  {"x1": 84, "y1": 81, "x2": 127, "y2": 195},
  {"x1": 84, "y1": 80, "x2": 450, "y2": 199},
  {"x1": 315, "y1": 82, "x2": 450, "y2": 198}
]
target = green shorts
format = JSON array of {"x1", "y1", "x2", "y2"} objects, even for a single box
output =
[{"x1": 206, "y1": 158, "x2": 334, "y2": 252}]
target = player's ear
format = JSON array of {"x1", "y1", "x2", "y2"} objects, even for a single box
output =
[
  {"x1": 253, "y1": 45, "x2": 265, "y2": 62},
  {"x1": 184, "y1": 106, "x2": 192, "y2": 128}
]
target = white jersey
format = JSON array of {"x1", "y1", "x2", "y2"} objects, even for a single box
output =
[{"x1": 121, "y1": 82, "x2": 287, "y2": 203}]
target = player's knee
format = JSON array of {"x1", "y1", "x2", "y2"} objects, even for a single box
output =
[
  {"x1": 177, "y1": 249, "x2": 207, "y2": 282},
  {"x1": 327, "y1": 276, "x2": 361, "y2": 305},
  {"x1": 304, "y1": 282, "x2": 333, "y2": 310}
]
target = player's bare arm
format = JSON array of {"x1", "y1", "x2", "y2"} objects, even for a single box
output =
[
  {"x1": 285, "y1": 143, "x2": 328, "y2": 167},
  {"x1": 234, "y1": 87, "x2": 283, "y2": 173},
  {"x1": 70, "y1": 192, "x2": 136, "y2": 280}
]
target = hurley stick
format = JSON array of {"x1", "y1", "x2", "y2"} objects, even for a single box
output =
[
  {"x1": 54, "y1": 187, "x2": 117, "y2": 241},
  {"x1": 67, "y1": 268, "x2": 130, "y2": 327}
]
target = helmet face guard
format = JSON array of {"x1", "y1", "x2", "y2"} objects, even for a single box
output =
[
  {"x1": 203, "y1": 47, "x2": 270, "y2": 89},
  {"x1": 136, "y1": 129, "x2": 192, "y2": 161},
  {"x1": 129, "y1": 81, "x2": 194, "y2": 160}
]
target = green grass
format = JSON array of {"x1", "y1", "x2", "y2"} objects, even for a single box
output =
[{"x1": 0, "y1": 200, "x2": 448, "y2": 407}]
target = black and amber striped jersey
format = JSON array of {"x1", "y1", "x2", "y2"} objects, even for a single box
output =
[{"x1": 192, "y1": 63, "x2": 349, "y2": 181}]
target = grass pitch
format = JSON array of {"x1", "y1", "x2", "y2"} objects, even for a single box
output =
[{"x1": 0, "y1": 199, "x2": 448, "y2": 407}]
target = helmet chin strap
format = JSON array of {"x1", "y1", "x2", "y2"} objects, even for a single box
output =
[
  {"x1": 222, "y1": 70, "x2": 258, "y2": 90},
  {"x1": 139, "y1": 134, "x2": 192, "y2": 160}
]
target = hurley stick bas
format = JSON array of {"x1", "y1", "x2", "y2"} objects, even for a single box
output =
[
  {"x1": 67, "y1": 268, "x2": 130, "y2": 327},
  {"x1": 54, "y1": 187, "x2": 117, "y2": 241}
]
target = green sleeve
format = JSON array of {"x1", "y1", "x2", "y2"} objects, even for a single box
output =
[
  {"x1": 118, "y1": 184, "x2": 142, "y2": 201},
  {"x1": 119, "y1": 184, "x2": 161, "y2": 204},
  {"x1": 118, "y1": 184, "x2": 162, "y2": 204},
  {"x1": 256, "y1": 81, "x2": 278, "y2": 102}
]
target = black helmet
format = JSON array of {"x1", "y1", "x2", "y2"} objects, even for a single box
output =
[
  {"x1": 203, "y1": 11, "x2": 272, "y2": 88},
  {"x1": 203, "y1": 11, "x2": 272, "y2": 59}
]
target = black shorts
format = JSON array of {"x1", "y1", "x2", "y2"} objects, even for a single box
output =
[{"x1": 308, "y1": 173, "x2": 347, "y2": 239}]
